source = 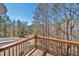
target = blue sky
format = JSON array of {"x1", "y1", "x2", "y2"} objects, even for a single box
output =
[{"x1": 4, "y1": 3, "x2": 37, "y2": 25}]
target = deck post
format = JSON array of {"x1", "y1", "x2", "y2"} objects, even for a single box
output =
[
  {"x1": 77, "y1": 46, "x2": 79, "y2": 56},
  {"x1": 35, "y1": 34, "x2": 37, "y2": 49}
]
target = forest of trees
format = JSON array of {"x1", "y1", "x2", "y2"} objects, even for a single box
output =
[
  {"x1": 34, "y1": 3, "x2": 79, "y2": 41},
  {"x1": 0, "y1": 15, "x2": 36, "y2": 37}
]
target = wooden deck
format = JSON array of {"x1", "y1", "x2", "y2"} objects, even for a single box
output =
[{"x1": 26, "y1": 48, "x2": 53, "y2": 56}]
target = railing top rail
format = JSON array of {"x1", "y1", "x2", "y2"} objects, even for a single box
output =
[
  {"x1": 37, "y1": 35, "x2": 79, "y2": 45},
  {"x1": 0, "y1": 36, "x2": 35, "y2": 51}
]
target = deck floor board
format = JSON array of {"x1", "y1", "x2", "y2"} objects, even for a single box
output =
[{"x1": 27, "y1": 49, "x2": 53, "y2": 56}]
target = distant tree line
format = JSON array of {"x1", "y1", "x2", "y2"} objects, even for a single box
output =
[{"x1": 0, "y1": 15, "x2": 34, "y2": 37}]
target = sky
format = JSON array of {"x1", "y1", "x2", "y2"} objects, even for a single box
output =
[{"x1": 4, "y1": 3, "x2": 37, "y2": 25}]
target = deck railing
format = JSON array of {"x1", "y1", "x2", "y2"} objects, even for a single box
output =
[
  {"x1": 37, "y1": 36, "x2": 79, "y2": 56},
  {"x1": 0, "y1": 35, "x2": 35, "y2": 56},
  {"x1": 0, "y1": 35, "x2": 79, "y2": 56}
]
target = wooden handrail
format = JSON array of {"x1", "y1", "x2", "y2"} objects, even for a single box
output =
[
  {"x1": 1, "y1": 35, "x2": 79, "y2": 50},
  {"x1": 0, "y1": 36, "x2": 35, "y2": 52},
  {"x1": 37, "y1": 35, "x2": 79, "y2": 45}
]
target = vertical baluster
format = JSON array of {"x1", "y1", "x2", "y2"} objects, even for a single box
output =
[
  {"x1": 56, "y1": 41, "x2": 57, "y2": 55},
  {"x1": 24, "y1": 42, "x2": 26, "y2": 55},
  {"x1": 35, "y1": 35, "x2": 37, "y2": 49},
  {"x1": 70, "y1": 45, "x2": 72, "y2": 55},
  {"x1": 19, "y1": 45, "x2": 20, "y2": 56},
  {"x1": 77, "y1": 45, "x2": 79, "y2": 56},
  {"x1": 21, "y1": 43, "x2": 22, "y2": 56},
  {"x1": 63, "y1": 43, "x2": 64, "y2": 55},
  {"x1": 56, "y1": 41, "x2": 57, "y2": 54},
  {"x1": 52, "y1": 41, "x2": 54, "y2": 54},
  {"x1": 27, "y1": 41, "x2": 29, "y2": 53},
  {"x1": 28, "y1": 41, "x2": 30, "y2": 51},
  {"x1": 62, "y1": 42, "x2": 66, "y2": 55},
  {"x1": 64, "y1": 43, "x2": 67, "y2": 55},
  {"x1": 4, "y1": 50, "x2": 6, "y2": 56},
  {"x1": 61, "y1": 42, "x2": 62, "y2": 55},
  {"x1": 69, "y1": 44, "x2": 71, "y2": 55},
  {"x1": 57, "y1": 41, "x2": 59, "y2": 55},
  {"x1": 47, "y1": 40, "x2": 49, "y2": 51},
  {"x1": 0, "y1": 50, "x2": 1, "y2": 56},
  {"x1": 57, "y1": 42, "x2": 59, "y2": 54},
  {"x1": 74, "y1": 45, "x2": 76, "y2": 56},
  {"x1": 60, "y1": 42, "x2": 62, "y2": 55},
  {"x1": 25, "y1": 42, "x2": 27, "y2": 53},
  {"x1": 72, "y1": 45, "x2": 75, "y2": 55},
  {"x1": 12, "y1": 47, "x2": 14, "y2": 56},
  {"x1": 70, "y1": 44, "x2": 72, "y2": 56},
  {"x1": 40, "y1": 39, "x2": 41, "y2": 49},
  {"x1": 21, "y1": 43, "x2": 23, "y2": 56},
  {"x1": 28, "y1": 41, "x2": 30, "y2": 52},
  {"x1": 54, "y1": 41, "x2": 55, "y2": 55},
  {"x1": 46, "y1": 39, "x2": 47, "y2": 51},
  {"x1": 0, "y1": 52, "x2": 1, "y2": 56},
  {"x1": 58, "y1": 41, "x2": 59, "y2": 55},
  {"x1": 25, "y1": 42, "x2": 27, "y2": 54},
  {"x1": 41, "y1": 39, "x2": 42, "y2": 49},
  {"x1": 8, "y1": 49, "x2": 10, "y2": 56},
  {"x1": 58, "y1": 42, "x2": 61, "y2": 55},
  {"x1": 23, "y1": 42, "x2": 25, "y2": 55},
  {"x1": 16, "y1": 46, "x2": 17, "y2": 56},
  {"x1": 22, "y1": 43, "x2": 23, "y2": 55},
  {"x1": 64, "y1": 43, "x2": 66, "y2": 56}
]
